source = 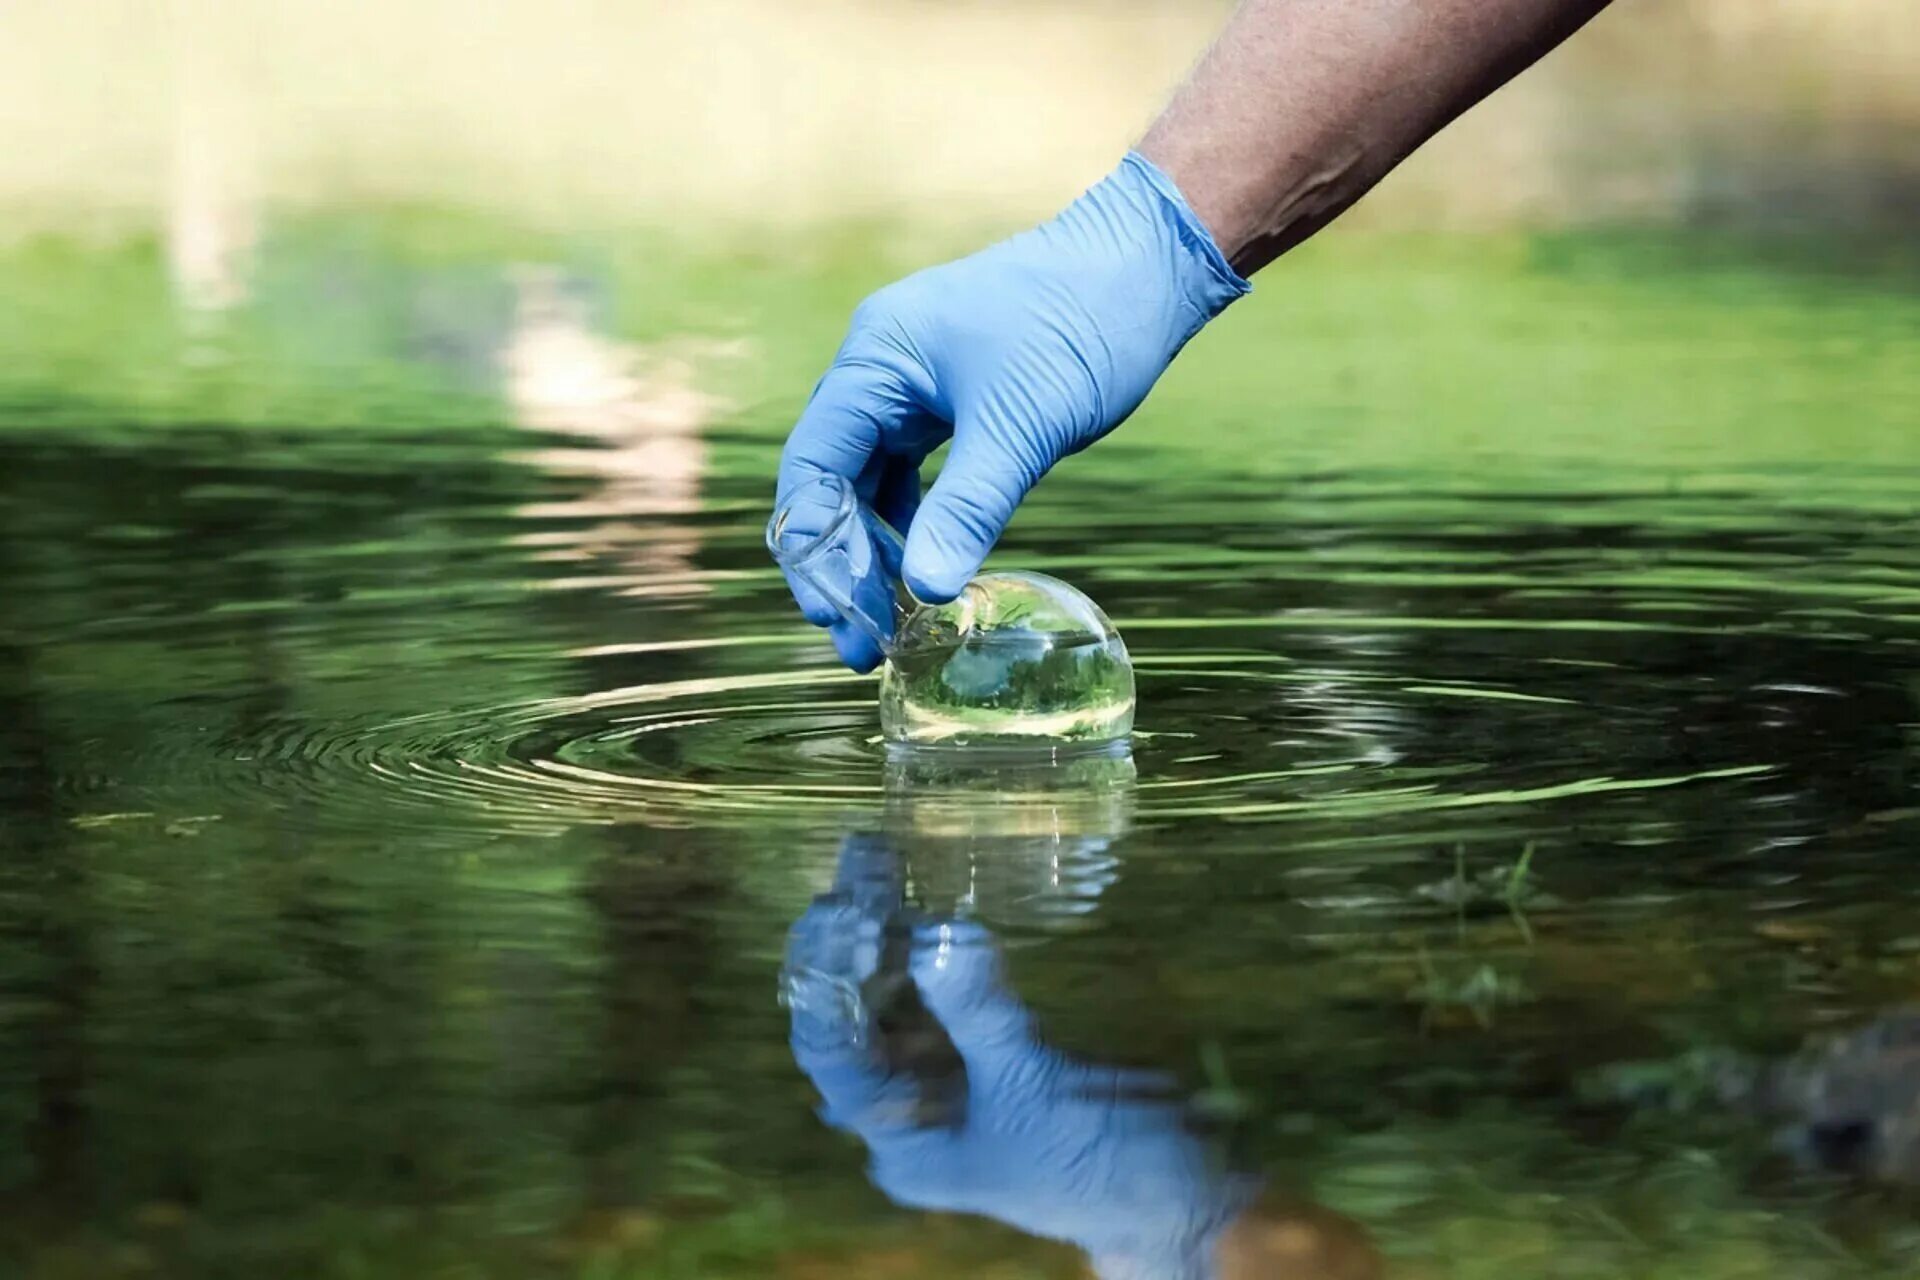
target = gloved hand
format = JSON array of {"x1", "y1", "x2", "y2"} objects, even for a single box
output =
[
  {"x1": 785, "y1": 836, "x2": 1250, "y2": 1279},
  {"x1": 775, "y1": 152, "x2": 1250, "y2": 671}
]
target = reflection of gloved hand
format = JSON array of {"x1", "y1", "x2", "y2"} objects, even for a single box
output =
[
  {"x1": 787, "y1": 842, "x2": 1248, "y2": 1279},
  {"x1": 775, "y1": 153, "x2": 1249, "y2": 667},
  {"x1": 782, "y1": 834, "x2": 908, "y2": 1066}
]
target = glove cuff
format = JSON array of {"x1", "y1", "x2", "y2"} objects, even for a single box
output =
[{"x1": 1118, "y1": 151, "x2": 1252, "y2": 319}]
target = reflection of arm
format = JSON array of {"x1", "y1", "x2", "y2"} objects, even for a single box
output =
[{"x1": 1141, "y1": 0, "x2": 1614, "y2": 274}]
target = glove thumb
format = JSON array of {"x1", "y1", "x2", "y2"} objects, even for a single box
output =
[{"x1": 902, "y1": 430, "x2": 1036, "y2": 603}]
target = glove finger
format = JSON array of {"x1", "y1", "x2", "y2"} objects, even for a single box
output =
[
  {"x1": 909, "y1": 919, "x2": 1035, "y2": 1060},
  {"x1": 774, "y1": 358, "x2": 893, "y2": 619},
  {"x1": 829, "y1": 619, "x2": 885, "y2": 675},
  {"x1": 873, "y1": 454, "x2": 923, "y2": 537},
  {"x1": 901, "y1": 428, "x2": 1037, "y2": 603},
  {"x1": 830, "y1": 833, "x2": 908, "y2": 911},
  {"x1": 776, "y1": 355, "x2": 944, "y2": 661},
  {"x1": 779, "y1": 477, "x2": 864, "y2": 629},
  {"x1": 777, "y1": 358, "x2": 918, "y2": 502},
  {"x1": 785, "y1": 900, "x2": 885, "y2": 988},
  {"x1": 782, "y1": 567, "x2": 841, "y2": 629}
]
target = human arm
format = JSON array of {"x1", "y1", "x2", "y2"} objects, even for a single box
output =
[
  {"x1": 775, "y1": 0, "x2": 1613, "y2": 668},
  {"x1": 1141, "y1": 0, "x2": 1615, "y2": 274}
]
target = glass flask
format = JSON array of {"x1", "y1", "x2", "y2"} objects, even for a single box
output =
[{"x1": 767, "y1": 473, "x2": 1135, "y2": 751}]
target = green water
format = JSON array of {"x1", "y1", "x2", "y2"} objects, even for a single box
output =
[
  {"x1": 879, "y1": 572, "x2": 1135, "y2": 747},
  {"x1": 2, "y1": 218, "x2": 1920, "y2": 1279}
]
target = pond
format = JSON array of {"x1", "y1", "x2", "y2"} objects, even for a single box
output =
[{"x1": 2, "y1": 222, "x2": 1919, "y2": 1278}]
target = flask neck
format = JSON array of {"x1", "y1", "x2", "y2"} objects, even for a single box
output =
[{"x1": 767, "y1": 474, "x2": 912, "y2": 656}]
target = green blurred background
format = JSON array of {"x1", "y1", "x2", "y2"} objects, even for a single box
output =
[
  {"x1": 3, "y1": 5, "x2": 1920, "y2": 1280},
  {"x1": 1, "y1": 0, "x2": 1914, "y2": 457}
]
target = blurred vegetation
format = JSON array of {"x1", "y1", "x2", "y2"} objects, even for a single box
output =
[
  {"x1": 0, "y1": 5, "x2": 1916, "y2": 1272},
  {"x1": 0, "y1": 214, "x2": 1914, "y2": 480}
]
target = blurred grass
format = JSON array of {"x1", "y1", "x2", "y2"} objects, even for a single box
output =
[
  {"x1": 3, "y1": 0, "x2": 1913, "y2": 471},
  {"x1": 1, "y1": 213, "x2": 1912, "y2": 486}
]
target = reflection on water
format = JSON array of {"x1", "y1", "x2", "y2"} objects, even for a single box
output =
[
  {"x1": 500, "y1": 265, "x2": 718, "y2": 588},
  {"x1": 8, "y1": 424, "x2": 1920, "y2": 1275},
  {"x1": 783, "y1": 817, "x2": 1381, "y2": 1280},
  {"x1": 1605, "y1": 1010, "x2": 1920, "y2": 1188},
  {"x1": 1, "y1": 224, "x2": 1919, "y2": 1275},
  {"x1": 165, "y1": 26, "x2": 256, "y2": 320},
  {"x1": 877, "y1": 751, "x2": 1135, "y2": 929},
  {"x1": 1738, "y1": 1013, "x2": 1920, "y2": 1184}
]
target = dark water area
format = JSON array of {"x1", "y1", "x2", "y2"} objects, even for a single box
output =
[{"x1": 6, "y1": 414, "x2": 1920, "y2": 1278}]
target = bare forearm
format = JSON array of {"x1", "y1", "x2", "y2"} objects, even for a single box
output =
[{"x1": 1139, "y1": 0, "x2": 1612, "y2": 274}]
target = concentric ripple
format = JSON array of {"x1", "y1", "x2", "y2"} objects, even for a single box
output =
[
  {"x1": 191, "y1": 648, "x2": 1805, "y2": 836},
  {"x1": 17, "y1": 439, "x2": 1920, "y2": 846}
]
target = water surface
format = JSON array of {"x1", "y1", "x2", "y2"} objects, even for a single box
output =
[{"x1": 2, "y1": 228, "x2": 1920, "y2": 1278}]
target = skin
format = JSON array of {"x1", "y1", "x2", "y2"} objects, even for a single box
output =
[{"x1": 1140, "y1": 0, "x2": 1617, "y2": 273}]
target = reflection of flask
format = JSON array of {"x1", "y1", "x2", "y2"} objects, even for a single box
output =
[
  {"x1": 885, "y1": 749, "x2": 1136, "y2": 930},
  {"x1": 768, "y1": 474, "x2": 1134, "y2": 751}
]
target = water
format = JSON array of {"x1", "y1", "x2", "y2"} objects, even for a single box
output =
[
  {"x1": 880, "y1": 572, "x2": 1135, "y2": 749},
  {"x1": 2, "y1": 226, "x2": 1920, "y2": 1277}
]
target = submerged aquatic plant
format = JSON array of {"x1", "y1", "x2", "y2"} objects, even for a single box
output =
[
  {"x1": 1410, "y1": 951, "x2": 1532, "y2": 1031},
  {"x1": 1417, "y1": 842, "x2": 1552, "y2": 944}
]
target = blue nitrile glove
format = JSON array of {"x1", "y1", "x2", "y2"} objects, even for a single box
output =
[
  {"x1": 775, "y1": 152, "x2": 1250, "y2": 671},
  {"x1": 782, "y1": 834, "x2": 911, "y2": 1070},
  {"x1": 785, "y1": 839, "x2": 1251, "y2": 1279}
]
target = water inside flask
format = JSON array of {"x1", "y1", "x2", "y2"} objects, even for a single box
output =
[{"x1": 767, "y1": 473, "x2": 1135, "y2": 751}]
